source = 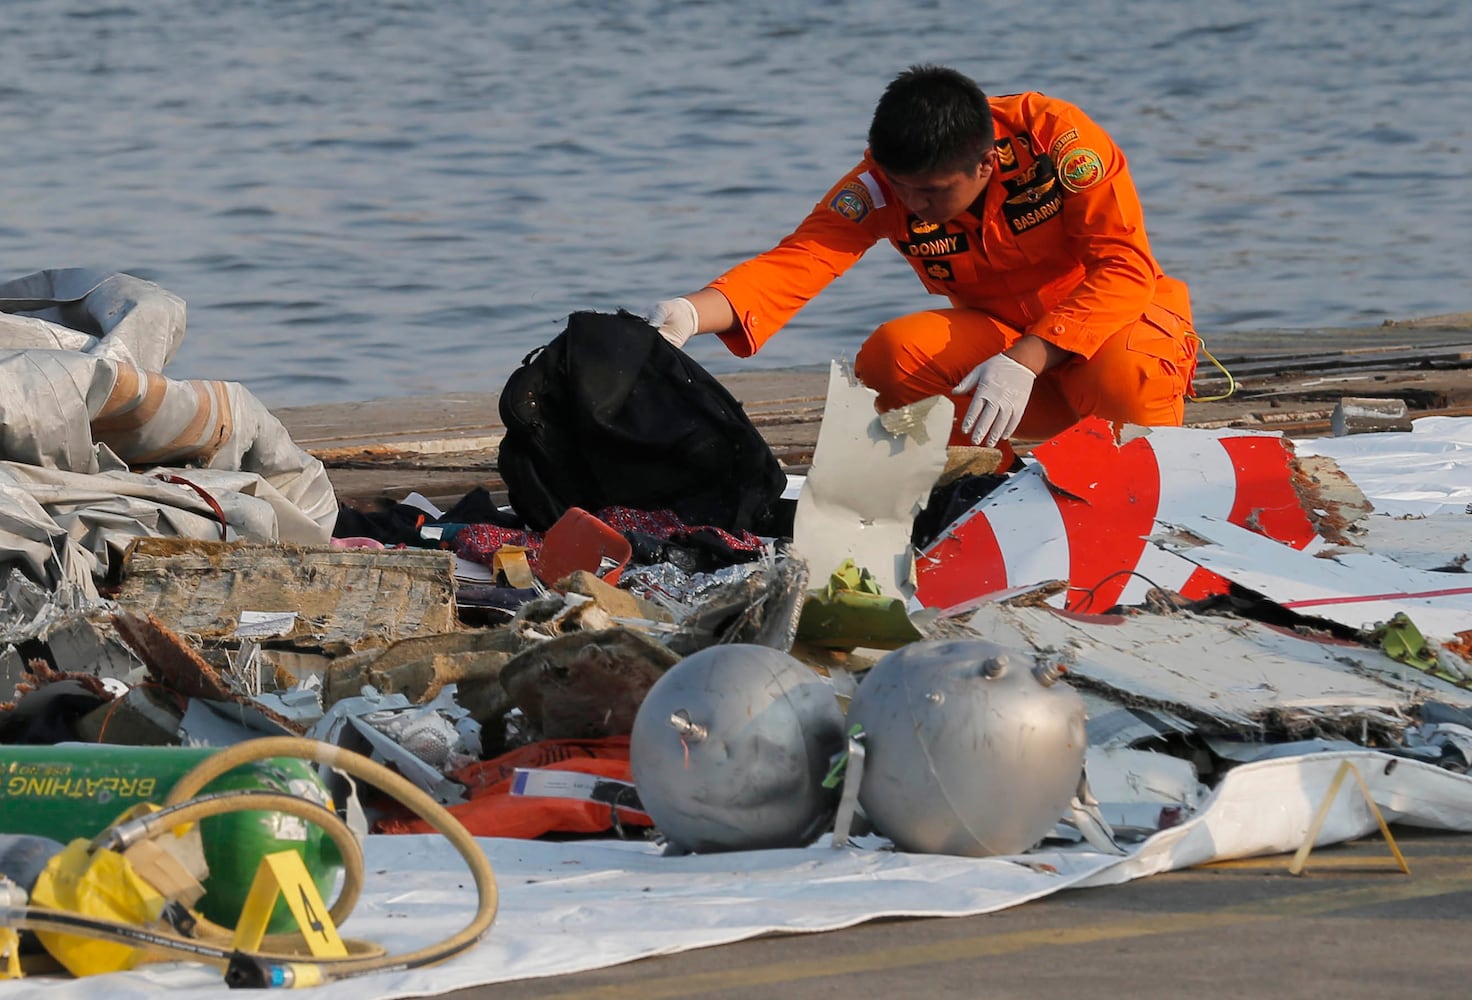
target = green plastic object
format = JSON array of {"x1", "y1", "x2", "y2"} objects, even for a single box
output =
[
  {"x1": 1370, "y1": 612, "x2": 1470, "y2": 688},
  {"x1": 0, "y1": 744, "x2": 342, "y2": 931},
  {"x1": 795, "y1": 559, "x2": 923, "y2": 650}
]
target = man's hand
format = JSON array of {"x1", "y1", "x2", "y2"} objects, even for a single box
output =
[
  {"x1": 648, "y1": 297, "x2": 699, "y2": 349},
  {"x1": 954, "y1": 353, "x2": 1038, "y2": 446}
]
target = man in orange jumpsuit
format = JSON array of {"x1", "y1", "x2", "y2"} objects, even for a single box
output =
[{"x1": 649, "y1": 65, "x2": 1198, "y2": 455}]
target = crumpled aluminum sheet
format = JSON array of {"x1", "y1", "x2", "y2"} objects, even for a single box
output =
[
  {"x1": 624, "y1": 552, "x2": 810, "y2": 654},
  {"x1": 620, "y1": 560, "x2": 766, "y2": 619}
]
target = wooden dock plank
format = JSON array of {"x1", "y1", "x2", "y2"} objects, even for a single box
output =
[{"x1": 273, "y1": 341, "x2": 1472, "y2": 509}]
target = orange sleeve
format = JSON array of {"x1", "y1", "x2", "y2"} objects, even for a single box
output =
[
  {"x1": 710, "y1": 166, "x2": 886, "y2": 357},
  {"x1": 1028, "y1": 102, "x2": 1159, "y2": 359}
]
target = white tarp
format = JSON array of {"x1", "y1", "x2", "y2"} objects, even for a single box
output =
[
  {"x1": 4, "y1": 750, "x2": 1468, "y2": 999},
  {"x1": 1293, "y1": 416, "x2": 1472, "y2": 517},
  {"x1": 1291, "y1": 416, "x2": 1472, "y2": 573},
  {"x1": 0, "y1": 272, "x2": 336, "y2": 598},
  {"x1": 0, "y1": 269, "x2": 185, "y2": 373}
]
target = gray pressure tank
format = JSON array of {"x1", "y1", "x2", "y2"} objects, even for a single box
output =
[
  {"x1": 630, "y1": 643, "x2": 848, "y2": 853},
  {"x1": 846, "y1": 637, "x2": 1086, "y2": 857}
]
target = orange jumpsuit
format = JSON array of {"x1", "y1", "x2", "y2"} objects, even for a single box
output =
[{"x1": 710, "y1": 92, "x2": 1198, "y2": 446}]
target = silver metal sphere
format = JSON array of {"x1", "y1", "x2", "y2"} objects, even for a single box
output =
[
  {"x1": 630, "y1": 643, "x2": 847, "y2": 853},
  {"x1": 846, "y1": 637, "x2": 1086, "y2": 857}
]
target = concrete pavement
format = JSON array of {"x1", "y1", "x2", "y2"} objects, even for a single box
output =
[{"x1": 451, "y1": 830, "x2": 1472, "y2": 1000}]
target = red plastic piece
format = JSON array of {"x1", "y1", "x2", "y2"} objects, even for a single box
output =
[{"x1": 534, "y1": 507, "x2": 632, "y2": 587}]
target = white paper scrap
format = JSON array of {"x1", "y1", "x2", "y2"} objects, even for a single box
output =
[{"x1": 233, "y1": 609, "x2": 298, "y2": 638}]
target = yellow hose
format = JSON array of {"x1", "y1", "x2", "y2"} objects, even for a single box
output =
[
  {"x1": 172, "y1": 736, "x2": 499, "y2": 984},
  {"x1": 11, "y1": 736, "x2": 499, "y2": 987},
  {"x1": 98, "y1": 788, "x2": 378, "y2": 957}
]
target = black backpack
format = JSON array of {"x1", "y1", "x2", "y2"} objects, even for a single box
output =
[{"x1": 497, "y1": 310, "x2": 787, "y2": 534}]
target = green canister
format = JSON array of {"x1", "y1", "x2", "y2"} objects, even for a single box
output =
[{"x1": 0, "y1": 744, "x2": 343, "y2": 931}]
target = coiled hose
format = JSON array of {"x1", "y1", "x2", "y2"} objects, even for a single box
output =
[{"x1": 1, "y1": 735, "x2": 499, "y2": 988}]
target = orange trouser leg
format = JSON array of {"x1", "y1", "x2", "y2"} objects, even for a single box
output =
[
  {"x1": 853, "y1": 306, "x2": 1196, "y2": 447},
  {"x1": 1050, "y1": 304, "x2": 1197, "y2": 429}
]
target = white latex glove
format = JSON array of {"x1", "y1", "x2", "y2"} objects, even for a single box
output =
[
  {"x1": 954, "y1": 353, "x2": 1038, "y2": 447},
  {"x1": 647, "y1": 297, "x2": 699, "y2": 349}
]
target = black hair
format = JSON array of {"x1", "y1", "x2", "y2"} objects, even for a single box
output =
[{"x1": 867, "y1": 65, "x2": 995, "y2": 175}]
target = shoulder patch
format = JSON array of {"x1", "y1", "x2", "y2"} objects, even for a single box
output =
[
  {"x1": 829, "y1": 183, "x2": 871, "y2": 222},
  {"x1": 827, "y1": 170, "x2": 887, "y2": 223},
  {"x1": 1058, "y1": 147, "x2": 1105, "y2": 192},
  {"x1": 1048, "y1": 129, "x2": 1080, "y2": 160}
]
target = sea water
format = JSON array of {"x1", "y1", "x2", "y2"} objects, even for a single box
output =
[{"x1": 1, "y1": 0, "x2": 1467, "y2": 406}]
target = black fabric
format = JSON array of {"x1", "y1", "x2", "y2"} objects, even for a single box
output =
[
  {"x1": 497, "y1": 310, "x2": 787, "y2": 533},
  {"x1": 333, "y1": 488, "x2": 525, "y2": 545},
  {"x1": 623, "y1": 528, "x2": 757, "y2": 575},
  {"x1": 439, "y1": 486, "x2": 522, "y2": 527},
  {"x1": 911, "y1": 472, "x2": 1012, "y2": 550},
  {"x1": 332, "y1": 501, "x2": 429, "y2": 545}
]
